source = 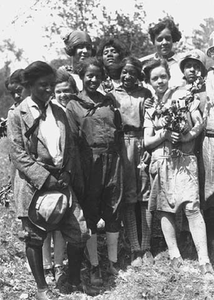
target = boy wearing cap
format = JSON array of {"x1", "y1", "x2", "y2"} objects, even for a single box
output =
[{"x1": 179, "y1": 49, "x2": 207, "y2": 115}]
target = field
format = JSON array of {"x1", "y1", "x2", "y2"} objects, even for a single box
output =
[{"x1": 1, "y1": 137, "x2": 214, "y2": 300}]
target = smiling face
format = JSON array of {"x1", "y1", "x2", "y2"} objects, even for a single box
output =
[
  {"x1": 73, "y1": 43, "x2": 92, "y2": 64},
  {"x1": 154, "y1": 28, "x2": 173, "y2": 58},
  {"x1": 55, "y1": 81, "x2": 76, "y2": 107},
  {"x1": 82, "y1": 65, "x2": 102, "y2": 95},
  {"x1": 31, "y1": 74, "x2": 55, "y2": 106},
  {"x1": 149, "y1": 66, "x2": 169, "y2": 97},
  {"x1": 183, "y1": 59, "x2": 202, "y2": 84},
  {"x1": 120, "y1": 64, "x2": 138, "y2": 91},
  {"x1": 102, "y1": 45, "x2": 120, "y2": 67}
]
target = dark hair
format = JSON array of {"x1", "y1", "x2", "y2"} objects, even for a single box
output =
[
  {"x1": 149, "y1": 18, "x2": 182, "y2": 44},
  {"x1": 144, "y1": 59, "x2": 170, "y2": 83},
  {"x1": 55, "y1": 68, "x2": 78, "y2": 93},
  {"x1": 96, "y1": 37, "x2": 130, "y2": 62},
  {"x1": 78, "y1": 57, "x2": 105, "y2": 81},
  {"x1": 5, "y1": 69, "x2": 24, "y2": 89},
  {"x1": 23, "y1": 61, "x2": 55, "y2": 87},
  {"x1": 121, "y1": 56, "x2": 144, "y2": 81}
]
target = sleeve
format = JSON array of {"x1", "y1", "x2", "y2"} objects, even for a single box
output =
[
  {"x1": 7, "y1": 108, "x2": 50, "y2": 190},
  {"x1": 66, "y1": 101, "x2": 80, "y2": 140},
  {"x1": 143, "y1": 108, "x2": 156, "y2": 128}
]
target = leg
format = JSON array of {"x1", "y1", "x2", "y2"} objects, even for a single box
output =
[
  {"x1": 123, "y1": 203, "x2": 141, "y2": 254},
  {"x1": 140, "y1": 202, "x2": 152, "y2": 252},
  {"x1": 160, "y1": 211, "x2": 181, "y2": 259},
  {"x1": 26, "y1": 243, "x2": 47, "y2": 291},
  {"x1": 86, "y1": 233, "x2": 103, "y2": 286},
  {"x1": 42, "y1": 233, "x2": 52, "y2": 269},
  {"x1": 106, "y1": 231, "x2": 119, "y2": 275},
  {"x1": 42, "y1": 233, "x2": 55, "y2": 285},
  {"x1": 52, "y1": 230, "x2": 66, "y2": 286},
  {"x1": 185, "y1": 209, "x2": 210, "y2": 265},
  {"x1": 53, "y1": 230, "x2": 66, "y2": 267},
  {"x1": 140, "y1": 202, "x2": 154, "y2": 264},
  {"x1": 67, "y1": 243, "x2": 84, "y2": 286},
  {"x1": 20, "y1": 217, "x2": 52, "y2": 299}
]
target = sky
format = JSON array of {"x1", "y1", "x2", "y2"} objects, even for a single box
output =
[{"x1": 0, "y1": 0, "x2": 214, "y2": 70}]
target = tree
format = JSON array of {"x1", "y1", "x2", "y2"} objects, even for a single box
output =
[
  {"x1": 27, "y1": 0, "x2": 153, "y2": 59},
  {"x1": 192, "y1": 18, "x2": 214, "y2": 52}
]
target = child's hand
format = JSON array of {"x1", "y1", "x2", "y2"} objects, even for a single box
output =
[
  {"x1": 166, "y1": 131, "x2": 181, "y2": 144},
  {"x1": 158, "y1": 116, "x2": 170, "y2": 128},
  {"x1": 144, "y1": 98, "x2": 154, "y2": 109}
]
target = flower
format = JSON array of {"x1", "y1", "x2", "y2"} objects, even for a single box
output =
[{"x1": 152, "y1": 76, "x2": 205, "y2": 133}]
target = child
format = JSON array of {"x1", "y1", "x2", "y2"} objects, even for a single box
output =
[
  {"x1": 5, "y1": 69, "x2": 30, "y2": 190},
  {"x1": 7, "y1": 61, "x2": 91, "y2": 299},
  {"x1": 5, "y1": 69, "x2": 29, "y2": 107},
  {"x1": 109, "y1": 56, "x2": 154, "y2": 265},
  {"x1": 66, "y1": 57, "x2": 123, "y2": 286},
  {"x1": 41, "y1": 68, "x2": 78, "y2": 287},
  {"x1": 54, "y1": 68, "x2": 78, "y2": 109},
  {"x1": 143, "y1": 57, "x2": 213, "y2": 275}
]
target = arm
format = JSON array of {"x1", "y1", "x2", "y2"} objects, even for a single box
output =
[
  {"x1": 144, "y1": 126, "x2": 181, "y2": 150},
  {"x1": 7, "y1": 109, "x2": 51, "y2": 190},
  {"x1": 180, "y1": 109, "x2": 204, "y2": 143}
]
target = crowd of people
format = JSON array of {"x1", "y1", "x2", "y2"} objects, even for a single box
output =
[{"x1": 4, "y1": 16, "x2": 214, "y2": 300}]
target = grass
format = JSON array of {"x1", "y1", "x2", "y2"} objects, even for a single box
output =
[{"x1": 1, "y1": 137, "x2": 214, "y2": 299}]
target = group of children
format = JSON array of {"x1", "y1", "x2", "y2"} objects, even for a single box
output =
[{"x1": 5, "y1": 24, "x2": 214, "y2": 299}]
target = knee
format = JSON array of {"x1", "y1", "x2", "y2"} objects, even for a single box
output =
[
  {"x1": 19, "y1": 231, "x2": 45, "y2": 247},
  {"x1": 105, "y1": 219, "x2": 121, "y2": 232},
  {"x1": 184, "y1": 208, "x2": 201, "y2": 219}
]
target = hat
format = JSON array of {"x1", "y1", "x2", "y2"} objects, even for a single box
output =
[
  {"x1": 63, "y1": 30, "x2": 92, "y2": 57},
  {"x1": 179, "y1": 49, "x2": 207, "y2": 77},
  {"x1": 28, "y1": 189, "x2": 69, "y2": 231}
]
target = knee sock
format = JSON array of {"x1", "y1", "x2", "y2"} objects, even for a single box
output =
[
  {"x1": 123, "y1": 203, "x2": 140, "y2": 252},
  {"x1": 140, "y1": 204, "x2": 152, "y2": 252},
  {"x1": 160, "y1": 212, "x2": 181, "y2": 259},
  {"x1": 42, "y1": 233, "x2": 52, "y2": 269},
  {"x1": 186, "y1": 210, "x2": 210, "y2": 265},
  {"x1": 106, "y1": 232, "x2": 119, "y2": 263},
  {"x1": 86, "y1": 233, "x2": 99, "y2": 267},
  {"x1": 26, "y1": 244, "x2": 47, "y2": 291},
  {"x1": 67, "y1": 243, "x2": 84, "y2": 285},
  {"x1": 53, "y1": 231, "x2": 66, "y2": 267}
]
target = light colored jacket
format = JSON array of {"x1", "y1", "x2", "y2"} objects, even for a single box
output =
[{"x1": 7, "y1": 97, "x2": 76, "y2": 218}]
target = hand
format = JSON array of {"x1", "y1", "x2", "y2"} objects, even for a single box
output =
[
  {"x1": 166, "y1": 131, "x2": 181, "y2": 144},
  {"x1": 43, "y1": 175, "x2": 58, "y2": 190},
  {"x1": 58, "y1": 171, "x2": 70, "y2": 189},
  {"x1": 160, "y1": 116, "x2": 170, "y2": 128},
  {"x1": 144, "y1": 98, "x2": 154, "y2": 109},
  {"x1": 141, "y1": 151, "x2": 151, "y2": 164}
]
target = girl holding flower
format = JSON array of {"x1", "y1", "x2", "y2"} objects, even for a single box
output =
[{"x1": 143, "y1": 58, "x2": 212, "y2": 275}]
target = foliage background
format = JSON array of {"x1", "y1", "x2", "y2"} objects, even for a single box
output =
[{"x1": 0, "y1": 0, "x2": 214, "y2": 118}]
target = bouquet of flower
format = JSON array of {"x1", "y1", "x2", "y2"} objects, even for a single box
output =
[{"x1": 152, "y1": 76, "x2": 205, "y2": 133}]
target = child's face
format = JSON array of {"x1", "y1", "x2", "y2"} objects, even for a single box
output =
[
  {"x1": 154, "y1": 28, "x2": 173, "y2": 58},
  {"x1": 8, "y1": 82, "x2": 26, "y2": 104},
  {"x1": 120, "y1": 64, "x2": 138, "y2": 91},
  {"x1": 183, "y1": 59, "x2": 201, "y2": 84},
  {"x1": 31, "y1": 74, "x2": 55, "y2": 105},
  {"x1": 149, "y1": 66, "x2": 169, "y2": 96},
  {"x1": 74, "y1": 43, "x2": 92, "y2": 63},
  {"x1": 83, "y1": 65, "x2": 102, "y2": 94},
  {"x1": 55, "y1": 81, "x2": 75, "y2": 107}
]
